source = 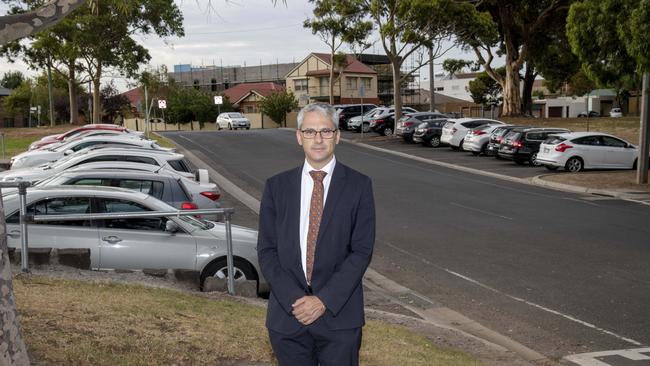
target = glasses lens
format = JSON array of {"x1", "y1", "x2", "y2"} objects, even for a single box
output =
[{"x1": 321, "y1": 129, "x2": 334, "y2": 138}]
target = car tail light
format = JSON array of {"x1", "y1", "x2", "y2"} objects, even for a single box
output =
[
  {"x1": 375, "y1": 119, "x2": 385, "y2": 124},
  {"x1": 472, "y1": 130, "x2": 487, "y2": 135},
  {"x1": 511, "y1": 140, "x2": 523, "y2": 148},
  {"x1": 555, "y1": 143, "x2": 573, "y2": 152},
  {"x1": 403, "y1": 122, "x2": 414, "y2": 127},
  {"x1": 200, "y1": 191, "x2": 220, "y2": 201},
  {"x1": 496, "y1": 136, "x2": 504, "y2": 143},
  {"x1": 181, "y1": 202, "x2": 198, "y2": 210}
]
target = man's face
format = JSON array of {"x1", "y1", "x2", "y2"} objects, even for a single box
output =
[{"x1": 296, "y1": 111, "x2": 340, "y2": 169}]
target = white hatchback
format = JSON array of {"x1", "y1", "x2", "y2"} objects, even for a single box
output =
[
  {"x1": 216, "y1": 112, "x2": 250, "y2": 130},
  {"x1": 462, "y1": 124, "x2": 510, "y2": 156},
  {"x1": 537, "y1": 132, "x2": 638, "y2": 172},
  {"x1": 441, "y1": 118, "x2": 505, "y2": 150}
]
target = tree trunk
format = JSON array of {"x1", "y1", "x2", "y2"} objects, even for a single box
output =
[
  {"x1": 391, "y1": 58, "x2": 402, "y2": 126},
  {"x1": 68, "y1": 67, "x2": 79, "y2": 124},
  {"x1": 502, "y1": 60, "x2": 522, "y2": 117},
  {"x1": 0, "y1": 0, "x2": 87, "y2": 44},
  {"x1": 92, "y1": 70, "x2": 101, "y2": 124},
  {"x1": 522, "y1": 63, "x2": 536, "y2": 116},
  {"x1": 0, "y1": 200, "x2": 30, "y2": 366}
]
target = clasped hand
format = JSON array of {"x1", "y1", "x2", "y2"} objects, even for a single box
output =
[{"x1": 292, "y1": 296, "x2": 326, "y2": 325}]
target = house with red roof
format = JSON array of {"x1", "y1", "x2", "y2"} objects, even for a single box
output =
[
  {"x1": 222, "y1": 82, "x2": 285, "y2": 113},
  {"x1": 285, "y1": 53, "x2": 379, "y2": 106}
]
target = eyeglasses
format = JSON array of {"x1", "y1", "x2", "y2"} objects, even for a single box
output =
[{"x1": 299, "y1": 128, "x2": 338, "y2": 139}]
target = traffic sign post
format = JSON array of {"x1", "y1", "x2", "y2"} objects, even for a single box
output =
[
  {"x1": 214, "y1": 95, "x2": 223, "y2": 116},
  {"x1": 158, "y1": 99, "x2": 167, "y2": 109}
]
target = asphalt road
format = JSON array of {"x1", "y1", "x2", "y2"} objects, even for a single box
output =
[{"x1": 162, "y1": 129, "x2": 650, "y2": 361}]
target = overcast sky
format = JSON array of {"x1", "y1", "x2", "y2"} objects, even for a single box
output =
[{"x1": 1, "y1": 1, "x2": 478, "y2": 91}]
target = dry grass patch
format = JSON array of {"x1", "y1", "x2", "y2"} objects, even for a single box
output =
[
  {"x1": 541, "y1": 170, "x2": 650, "y2": 191},
  {"x1": 1, "y1": 126, "x2": 72, "y2": 158},
  {"x1": 13, "y1": 275, "x2": 482, "y2": 366}
]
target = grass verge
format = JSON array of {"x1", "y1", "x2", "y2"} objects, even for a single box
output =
[{"x1": 13, "y1": 275, "x2": 482, "y2": 366}]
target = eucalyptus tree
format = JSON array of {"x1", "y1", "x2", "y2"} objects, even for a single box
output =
[{"x1": 304, "y1": 0, "x2": 372, "y2": 104}]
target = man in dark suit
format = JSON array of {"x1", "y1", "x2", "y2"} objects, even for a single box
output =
[{"x1": 257, "y1": 103, "x2": 376, "y2": 366}]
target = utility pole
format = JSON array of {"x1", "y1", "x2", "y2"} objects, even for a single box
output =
[
  {"x1": 144, "y1": 84, "x2": 149, "y2": 135},
  {"x1": 428, "y1": 45, "x2": 435, "y2": 112},
  {"x1": 637, "y1": 72, "x2": 649, "y2": 184}
]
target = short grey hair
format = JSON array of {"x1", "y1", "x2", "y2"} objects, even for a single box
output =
[{"x1": 296, "y1": 103, "x2": 338, "y2": 130}]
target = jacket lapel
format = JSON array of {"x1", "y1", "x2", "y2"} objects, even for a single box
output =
[
  {"x1": 317, "y1": 163, "x2": 346, "y2": 244},
  {"x1": 288, "y1": 166, "x2": 309, "y2": 289}
]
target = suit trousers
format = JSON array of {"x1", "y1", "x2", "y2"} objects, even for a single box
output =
[{"x1": 268, "y1": 318, "x2": 362, "y2": 366}]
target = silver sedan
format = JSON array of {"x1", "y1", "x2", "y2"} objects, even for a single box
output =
[{"x1": 2, "y1": 186, "x2": 268, "y2": 294}]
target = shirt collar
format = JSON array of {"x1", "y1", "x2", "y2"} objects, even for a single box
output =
[{"x1": 302, "y1": 156, "x2": 336, "y2": 178}]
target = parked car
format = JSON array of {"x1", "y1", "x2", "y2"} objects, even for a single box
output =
[
  {"x1": 10, "y1": 135, "x2": 169, "y2": 169},
  {"x1": 0, "y1": 146, "x2": 195, "y2": 183},
  {"x1": 216, "y1": 112, "x2": 251, "y2": 130},
  {"x1": 28, "y1": 124, "x2": 138, "y2": 151},
  {"x1": 396, "y1": 112, "x2": 449, "y2": 142},
  {"x1": 2, "y1": 186, "x2": 268, "y2": 293},
  {"x1": 485, "y1": 125, "x2": 528, "y2": 157},
  {"x1": 441, "y1": 118, "x2": 505, "y2": 150},
  {"x1": 610, "y1": 108, "x2": 623, "y2": 118},
  {"x1": 537, "y1": 132, "x2": 639, "y2": 172},
  {"x1": 33, "y1": 167, "x2": 221, "y2": 211},
  {"x1": 462, "y1": 124, "x2": 510, "y2": 156},
  {"x1": 412, "y1": 119, "x2": 448, "y2": 147},
  {"x1": 347, "y1": 107, "x2": 385, "y2": 132},
  {"x1": 578, "y1": 110, "x2": 600, "y2": 118},
  {"x1": 335, "y1": 104, "x2": 377, "y2": 130},
  {"x1": 368, "y1": 107, "x2": 418, "y2": 136},
  {"x1": 498, "y1": 127, "x2": 571, "y2": 165}
]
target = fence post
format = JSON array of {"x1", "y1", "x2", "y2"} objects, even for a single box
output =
[{"x1": 224, "y1": 210, "x2": 235, "y2": 295}]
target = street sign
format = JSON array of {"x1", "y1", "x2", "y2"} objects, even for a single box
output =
[
  {"x1": 214, "y1": 96, "x2": 223, "y2": 105},
  {"x1": 158, "y1": 99, "x2": 167, "y2": 109}
]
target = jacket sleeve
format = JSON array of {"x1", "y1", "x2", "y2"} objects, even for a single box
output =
[
  {"x1": 257, "y1": 179, "x2": 306, "y2": 314},
  {"x1": 317, "y1": 176, "x2": 375, "y2": 316}
]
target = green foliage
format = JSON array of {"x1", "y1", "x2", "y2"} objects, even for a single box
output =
[
  {"x1": 468, "y1": 68, "x2": 505, "y2": 107},
  {"x1": 167, "y1": 88, "x2": 226, "y2": 124},
  {"x1": 532, "y1": 90, "x2": 545, "y2": 99},
  {"x1": 100, "y1": 81, "x2": 131, "y2": 123},
  {"x1": 258, "y1": 91, "x2": 298, "y2": 127},
  {"x1": 0, "y1": 70, "x2": 24, "y2": 89},
  {"x1": 442, "y1": 59, "x2": 474, "y2": 77},
  {"x1": 2, "y1": 79, "x2": 32, "y2": 116}
]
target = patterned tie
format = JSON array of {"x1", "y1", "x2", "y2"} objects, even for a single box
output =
[{"x1": 306, "y1": 170, "x2": 327, "y2": 284}]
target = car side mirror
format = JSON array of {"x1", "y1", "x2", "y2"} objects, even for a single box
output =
[
  {"x1": 64, "y1": 149, "x2": 74, "y2": 156},
  {"x1": 165, "y1": 220, "x2": 179, "y2": 233}
]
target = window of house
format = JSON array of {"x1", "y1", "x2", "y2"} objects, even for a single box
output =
[
  {"x1": 245, "y1": 106, "x2": 256, "y2": 113},
  {"x1": 211, "y1": 78, "x2": 217, "y2": 92},
  {"x1": 294, "y1": 79, "x2": 308, "y2": 91},
  {"x1": 320, "y1": 77, "x2": 329, "y2": 87},
  {"x1": 346, "y1": 77, "x2": 358, "y2": 90},
  {"x1": 193, "y1": 79, "x2": 200, "y2": 90},
  {"x1": 361, "y1": 78, "x2": 371, "y2": 90},
  {"x1": 435, "y1": 87, "x2": 444, "y2": 91}
]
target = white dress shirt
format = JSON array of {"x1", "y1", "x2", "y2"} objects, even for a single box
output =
[{"x1": 299, "y1": 157, "x2": 336, "y2": 281}]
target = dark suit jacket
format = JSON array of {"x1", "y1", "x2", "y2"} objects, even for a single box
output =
[{"x1": 257, "y1": 161, "x2": 375, "y2": 335}]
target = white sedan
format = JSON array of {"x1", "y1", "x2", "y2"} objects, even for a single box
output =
[
  {"x1": 10, "y1": 135, "x2": 168, "y2": 169},
  {"x1": 537, "y1": 132, "x2": 639, "y2": 172},
  {"x1": 216, "y1": 112, "x2": 250, "y2": 130},
  {"x1": 2, "y1": 186, "x2": 268, "y2": 293},
  {"x1": 441, "y1": 118, "x2": 505, "y2": 150}
]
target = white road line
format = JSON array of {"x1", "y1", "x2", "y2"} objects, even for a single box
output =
[
  {"x1": 449, "y1": 202, "x2": 514, "y2": 220},
  {"x1": 564, "y1": 347, "x2": 650, "y2": 365},
  {"x1": 444, "y1": 269, "x2": 643, "y2": 347},
  {"x1": 377, "y1": 239, "x2": 642, "y2": 347}
]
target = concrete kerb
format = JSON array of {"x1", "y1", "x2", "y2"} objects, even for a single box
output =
[{"x1": 163, "y1": 131, "x2": 550, "y2": 365}]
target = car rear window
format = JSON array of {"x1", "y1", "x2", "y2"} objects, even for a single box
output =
[
  {"x1": 525, "y1": 132, "x2": 546, "y2": 140},
  {"x1": 545, "y1": 136, "x2": 567, "y2": 144},
  {"x1": 504, "y1": 131, "x2": 521, "y2": 141},
  {"x1": 167, "y1": 159, "x2": 191, "y2": 172}
]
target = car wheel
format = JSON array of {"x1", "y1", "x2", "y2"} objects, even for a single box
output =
[
  {"x1": 545, "y1": 165, "x2": 559, "y2": 171},
  {"x1": 529, "y1": 152, "x2": 541, "y2": 166},
  {"x1": 246, "y1": 127, "x2": 250, "y2": 130},
  {"x1": 228, "y1": 123, "x2": 232, "y2": 130},
  {"x1": 633, "y1": 158, "x2": 638, "y2": 170},
  {"x1": 217, "y1": 123, "x2": 222, "y2": 130},
  {"x1": 471, "y1": 151, "x2": 480, "y2": 156},
  {"x1": 429, "y1": 136, "x2": 441, "y2": 148},
  {"x1": 383, "y1": 127, "x2": 393, "y2": 136},
  {"x1": 362, "y1": 123, "x2": 370, "y2": 133},
  {"x1": 565, "y1": 157, "x2": 584, "y2": 172},
  {"x1": 480, "y1": 143, "x2": 488, "y2": 155},
  {"x1": 201, "y1": 258, "x2": 257, "y2": 290},
  {"x1": 458, "y1": 139, "x2": 465, "y2": 151}
]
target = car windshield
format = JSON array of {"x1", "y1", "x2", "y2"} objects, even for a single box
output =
[{"x1": 228, "y1": 113, "x2": 243, "y2": 118}]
